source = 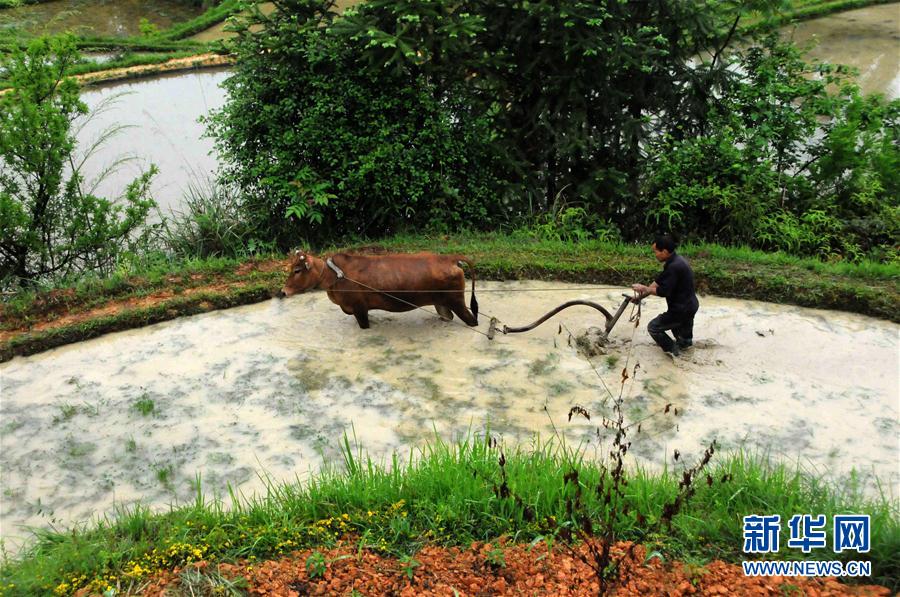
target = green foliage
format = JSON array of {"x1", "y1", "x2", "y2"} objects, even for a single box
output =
[
  {"x1": 398, "y1": 554, "x2": 420, "y2": 580},
  {"x1": 161, "y1": 178, "x2": 261, "y2": 259},
  {"x1": 643, "y1": 34, "x2": 899, "y2": 260},
  {"x1": 485, "y1": 543, "x2": 506, "y2": 569},
  {"x1": 212, "y1": 0, "x2": 771, "y2": 247},
  {"x1": 0, "y1": 36, "x2": 156, "y2": 288},
  {"x1": 305, "y1": 550, "x2": 326, "y2": 578},
  {"x1": 208, "y1": 0, "x2": 504, "y2": 248},
  {"x1": 334, "y1": 0, "x2": 769, "y2": 217},
  {"x1": 133, "y1": 396, "x2": 155, "y2": 417},
  {"x1": 175, "y1": 566, "x2": 248, "y2": 596},
  {"x1": 521, "y1": 199, "x2": 622, "y2": 244},
  {"x1": 138, "y1": 18, "x2": 160, "y2": 38},
  {"x1": 209, "y1": 0, "x2": 896, "y2": 261},
  {"x1": 156, "y1": 464, "x2": 174, "y2": 487}
]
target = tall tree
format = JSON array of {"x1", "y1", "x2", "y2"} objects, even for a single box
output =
[{"x1": 334, "y1": 0, "x2": 774, "y2": 217}]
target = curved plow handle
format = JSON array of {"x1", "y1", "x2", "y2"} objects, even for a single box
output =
[
  {"x1": 499, "y1": 295, "x2": 636, "y2": 337},
  {"x1": 502, "y1": 300, "x2": 614, "y2": 334}
]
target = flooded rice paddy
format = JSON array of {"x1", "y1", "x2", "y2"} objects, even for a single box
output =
[
  {"x1": 1, "y1": 282, "x2": 898, "y2": 552},
  {"x1": 0, "y1": 0, "x2": 204, "y2": 37},
  {"x1": 781, "y1": 4, "x2": 900, "y2": 98},
  {"x1": 74, "y1": 69, "x2": 229, "y2": 218}
]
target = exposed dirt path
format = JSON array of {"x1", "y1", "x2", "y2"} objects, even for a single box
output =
[{"x1": 136, "y1": 541, "x2": 890, "y2": 596}]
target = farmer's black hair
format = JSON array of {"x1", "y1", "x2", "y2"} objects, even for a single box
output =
[{"x1": 653, "y1": 233, "x2": 678, "y2": 253}]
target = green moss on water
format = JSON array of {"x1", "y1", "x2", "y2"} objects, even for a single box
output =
[{"x1": 528, "y1": 352, "x2": 560, "y2": 377}]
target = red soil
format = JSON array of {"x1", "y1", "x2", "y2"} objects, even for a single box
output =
[{"x1": 136, "y1": 541, "x2": 891, "y2": 597}]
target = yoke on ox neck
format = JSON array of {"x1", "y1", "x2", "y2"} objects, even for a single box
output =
[{"x1": 326, "y1": 257, "x2": 345, "y2": 279}]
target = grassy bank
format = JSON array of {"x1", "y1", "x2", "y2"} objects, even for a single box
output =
[
  {"x1": 1, "y1": 233, "x2": 897, "y2": 362},
  {"x1": 0, "y1": 0, "x2": 244, "y2": 45},
  {"x1": 742, "y1": 0, "x2": 900, "y2": 34},
  {"x1": 0, "y1": 435, "x2": 896, "y2": 596},
  {"x1": 157, "y1": 0, "x2": 246, "y2": 42}
]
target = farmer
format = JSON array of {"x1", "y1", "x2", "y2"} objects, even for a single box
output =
[{"x1": 631, "y1": 234, "x2": 699, "y2": 356}]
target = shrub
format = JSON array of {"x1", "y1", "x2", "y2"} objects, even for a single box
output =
[
  {"x1": 0, "y1": 36, "x2": 156, "y2": 288},
  {"x1": 643, "y1": 34, "x2": 900, "y2": 261},
  {"x1": 207, "y1": 1, "x2": 505, "y2": 248},
  {"x1": 161, "y1": 178, "x2": 260, "y2": 258}
]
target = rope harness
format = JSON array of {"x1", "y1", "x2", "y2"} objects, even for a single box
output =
[
  {"x1": 279, "y1": 246, "x2": 649, "y2": 344},
  {"x1": 311, "y1": 255, "x2": 640, "y2": 342},
  {"x1": 319, "y1": 259, "x2": 497, "y2": 339}
]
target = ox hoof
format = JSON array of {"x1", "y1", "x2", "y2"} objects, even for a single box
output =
[{"x1": 435, "y1": 305, "x2": 454, "y2": 322}]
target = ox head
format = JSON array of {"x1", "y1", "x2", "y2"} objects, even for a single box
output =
[{"x1": 278, "y1": 249, "x2": 323, "y2": 298}]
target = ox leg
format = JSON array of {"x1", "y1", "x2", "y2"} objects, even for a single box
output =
[
  {"x1": 353, "y1": 309, "x2": 370, "y2": 329},
  {"x1": 449, "y1": 299, "x2": 478, "y2": 327},
  {"x1": 435, "y1": 305, "x2": 454, "y2": 322}
]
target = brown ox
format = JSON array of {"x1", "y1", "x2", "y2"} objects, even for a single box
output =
[{"x1": 277, "y1": 250, "x2": 479, "y2": 329}]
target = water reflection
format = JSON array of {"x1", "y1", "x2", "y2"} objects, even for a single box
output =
[{"x1": 74, "y1": 68, "x2": 229, "y2": 219}]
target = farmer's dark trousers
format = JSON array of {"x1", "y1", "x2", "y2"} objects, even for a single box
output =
[{"x1": 647, "y1": 310, "x2": 696, "y2": 354}]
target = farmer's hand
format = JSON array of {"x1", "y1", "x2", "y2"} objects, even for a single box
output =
[{"x1": 631, "y1": 283, "x2": 646, "y2": 294}]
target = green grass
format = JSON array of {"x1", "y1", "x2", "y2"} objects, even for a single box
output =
[
  {"x1": 52, "y1": 403, "x2": 80, "y2": 425},
  {"x1": 740, "y1": 0, "x2": 900, "y2": 35},
  {"x1": 133, "y1": 396, "x2": 155, "y2": 417},
  {"x1": 68, "y1": 49, "x2": 220, "y2": 74},
  {"x1": 0, "y1": 251, "x2": 251, "y2": 325},
  {"x1": 0, "y1": 282, "x2": 275, "y2": 362},
  {"x1": 0, "y1": 49, "x2": 224, "y2": 90},
  {"x1": 156, "y1": 464, "x2": 174, "y2": 488},
  {"x1": 0, "y1": 35, "x2": 205, "y2": 54},
  {"x1": 155, "y1": 0, "x2": 246, "y2": 42},
  {"x1": 378, "y1": 232, "x2": 900, "y2": 281},
  {"x1": 370, "y1": 232, "x2": 899, "y2": 320},
  {"x1": 0, "y1": 434, "x2": 896, "y2": 595}
]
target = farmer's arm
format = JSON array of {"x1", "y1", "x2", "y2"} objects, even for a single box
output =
[
  {"x1": 631, "y1": 281, "x2": 658, "y2": 298},
  {"x1": 634, "y1": 264, "x2": 675, "y2": 299}
]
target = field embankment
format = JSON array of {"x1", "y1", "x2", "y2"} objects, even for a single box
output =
[{"x1": 1, "y1": 234, "x2": 897, "y2": 362}]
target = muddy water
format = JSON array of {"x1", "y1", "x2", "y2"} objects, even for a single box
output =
[
  {"x1": 0, "y1": 0, "x2": 203, "y2": 37},
  {"x1": 1, "y1": 282, "x2": 897, "y2": 551},
  {"x1": 74, "y1": 69, "x2": 229, "y2": 218},
  {"x1": 782, "y1": 4, "x2": 900, "y2": 99}
]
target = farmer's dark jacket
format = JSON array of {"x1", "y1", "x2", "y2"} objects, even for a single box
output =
[{"x1": 654, "y1": 253, "x2": 699, "y2": 314}]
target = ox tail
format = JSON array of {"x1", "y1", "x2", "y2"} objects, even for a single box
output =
[{"x1": 457, "y1": 258, "x2": 478, "y2": 324}]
